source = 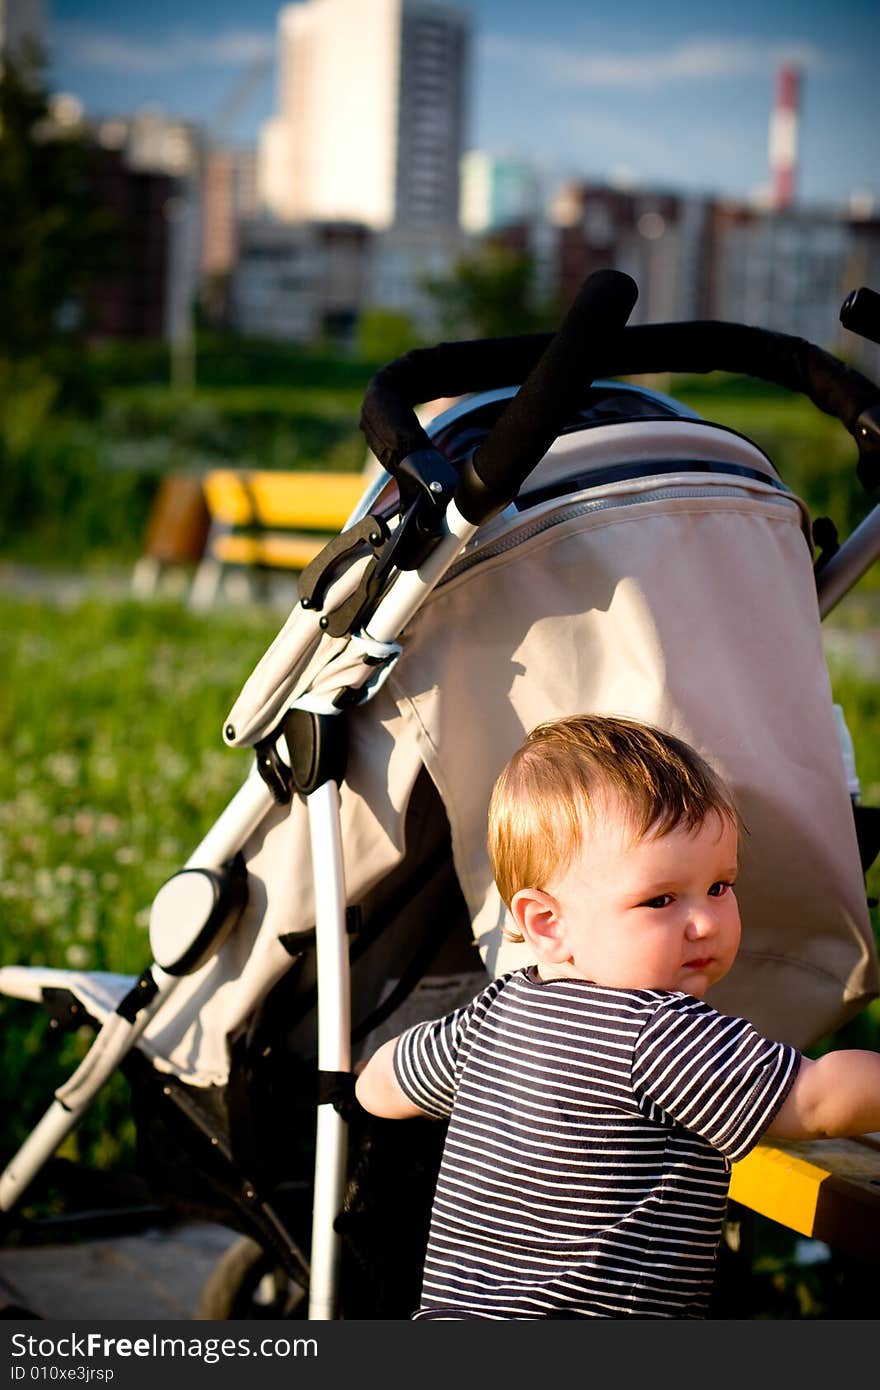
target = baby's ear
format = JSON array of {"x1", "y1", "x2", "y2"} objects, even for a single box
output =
[{"x1": 510, "y1": 888, "x2": 569, "y2": 963}]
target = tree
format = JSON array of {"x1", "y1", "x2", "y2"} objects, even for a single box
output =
[
  {"x1": 357, "y1": 307, "x2": 422, "y2": 362},
  {"x1": 421, "y1": 243, "x2": 559, "y2": 340},
  {"x1": 0, "y1": 53, "x2": 117, "y2": 394}
]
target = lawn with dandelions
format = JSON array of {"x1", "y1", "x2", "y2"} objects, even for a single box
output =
[{"x1": 0, "y1": 593, "x2": 279, "y2": 1177}]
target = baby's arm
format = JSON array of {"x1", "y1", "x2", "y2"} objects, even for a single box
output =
[
  {"x1": 765, "y1": 1049, "x2": 880, "y2": 1141},
  {"x1": 355, "y1": 1036, "x2": 435, "y2": 1119}
]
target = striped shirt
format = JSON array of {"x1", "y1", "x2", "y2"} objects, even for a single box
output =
[{"x1": 393, "y1": 967, "x2": 800, "y2": 1319}]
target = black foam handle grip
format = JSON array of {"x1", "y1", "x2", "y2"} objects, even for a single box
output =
[
  {"x1": 840, "y1": 286, "x2": 880, "y2": 348},
  {"x1": 454, "y1": 269, "x2": 639, "y2": 524}
]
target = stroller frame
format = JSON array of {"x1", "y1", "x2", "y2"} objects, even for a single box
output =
[
  {"x1": 3, "y1": 268, "x2": 880, "y2": 1319},
  {"x1": 0, "y1": 496, "x2": 481, "y2": 1318}
]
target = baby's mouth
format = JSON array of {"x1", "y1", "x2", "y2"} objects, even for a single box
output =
[{"x1": 683, "y1": 957, "x2": 713, "y2": 970}]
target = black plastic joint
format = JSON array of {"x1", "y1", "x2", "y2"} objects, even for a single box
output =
[
  {"x1": 855, "y1": 403, "x2": 880, "y2": 494},
  {"x1": 454, "y1": 447, "x2": 509, "y2": 526},
  {"x1": 389, "y1": 448, "x2": 460, "y2": 571},
  {"x1": 41, "y1": 988, "x2": 89, "y2": 1031},
  {"x1": 282, "y1": 708, "x2": 347, "y2": 795},
  {"x1": 397, "y1": 448, "x2": 457, "y2": 505},
  {"x1": 116, "y1": 969, "x2": 159, "y2": 1024},
  {"x1": 811, "y1": 516, "x2": 840, "y2": 574},
  {"x1": 317, "y1": 1070, "x2": 357, "y2": 1119},
  {"x1": 254, "y1": 737, "x2": 293, "y2": 805},
  {"x1": 297, "y1": 514, "x2": 389, "y2": 614},
  {"x1": 840, "y1": 287, "x2": 880, "y2": 347}
]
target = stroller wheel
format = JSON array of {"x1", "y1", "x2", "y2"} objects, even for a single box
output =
[{"x1": 197, "y1": 1235, "x2": 308, "y2": 1320}]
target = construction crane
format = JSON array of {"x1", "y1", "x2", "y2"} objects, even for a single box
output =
[
  {"x1": 209, "y1": 55, "x2": 273, "y2": 148},
  {"x1": 170, "y1": 54, "x2": 273, "y2": 389}
]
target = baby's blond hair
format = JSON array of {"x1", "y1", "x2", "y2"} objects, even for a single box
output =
[{"x1": 488, "y1": 715, "x2": 739, "y2": 940}]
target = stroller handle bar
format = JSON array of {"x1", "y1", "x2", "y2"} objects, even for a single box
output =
[
  {"x1": 360, "y1": 286, "x2": 880, "y2": 499},
  {"x1": 454, "y1": 268, "x2": 638, "y2": 523}
]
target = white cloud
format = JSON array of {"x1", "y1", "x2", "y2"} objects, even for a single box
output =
[
  {"x1": 482, "y1": 34, "x2": 832, "y2": 89},
  {"x1": 556, "y1": 109, "x2": 762, "y2": 190},
  {"x1": 564, "y1": 113, "x2": 680, "y2": 163},
  {"x1": 55, "y1": 24, "x2": 275, "y2": 75},
  {"x1": 565, "y1": 110, "x2": 754, "y2": 163}
]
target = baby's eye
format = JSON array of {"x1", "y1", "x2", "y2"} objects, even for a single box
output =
[
  {"x1": 708, "y1": 881, "x2": 734, "y2": 897},
  {"x1": 641, "y1": 894, "x2": 673, "y2": 910}
]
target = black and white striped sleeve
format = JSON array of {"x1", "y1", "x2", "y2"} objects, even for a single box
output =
[
  {"x1": 631, "y1": 995, "x2": 801, "y2": 1162},
  {"x1": 392, "y1": 1004, "x2": 473, "y2": 1119},
  {"x1": 392, "y1": 977, "x2": 508, "y2": 1120}
]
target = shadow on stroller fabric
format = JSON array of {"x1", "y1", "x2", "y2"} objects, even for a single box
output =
[{"x1": 2, "y1": 270, "x2": 880, "y2": 1319}]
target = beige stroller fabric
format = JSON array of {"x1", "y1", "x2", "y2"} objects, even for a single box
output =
[
  {"x1": 141, "y1": 421, "x2": 878, "y2": 1082},
  {"x1": 389, "y1": 490, "x2": 876, "y2": 1048}
]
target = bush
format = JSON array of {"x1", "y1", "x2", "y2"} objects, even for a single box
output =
[
  {"x1": 357, "y1": 308, "x2": 422, "y2": 363},
  {"x1": 0, "y1": 411, "x2": 161, "y2": 564}
]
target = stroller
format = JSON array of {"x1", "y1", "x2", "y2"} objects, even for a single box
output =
[{"x1": 2, "y1": 269, "x2": 880, "y2": 1319}]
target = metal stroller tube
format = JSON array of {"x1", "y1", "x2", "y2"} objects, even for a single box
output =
[
  {"x1": 0, "y1": 967, "x2": 179, "y2": 1213},
  {"x1": 183, "y1": 760, "x2": 277, "y2": 869},
  {"x1": 0, "y1": 766, "x2": 277, "y2": 1216},
  {"x1": 306, "y1": 779, "x2": 350, "y2": 1321},
  {"x1": 817, "y1": 504, "x2": 880, "y2": 617}
]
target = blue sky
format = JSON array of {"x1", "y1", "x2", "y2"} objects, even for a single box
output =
[{"x1": 49, "y1": 0, "x2": 880, "y2": 209}]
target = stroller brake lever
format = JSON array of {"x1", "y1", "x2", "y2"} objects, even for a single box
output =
[
  {"x1": 300, "y1": 449, "x2": 458, "y2": 639},
  {"x1": 298, "y1": 514, "x2": 389, "y2": 614}
]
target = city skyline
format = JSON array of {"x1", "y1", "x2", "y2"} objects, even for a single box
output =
[{"x1": 48, "y1": 0, "x2": 880, "y2": 212}]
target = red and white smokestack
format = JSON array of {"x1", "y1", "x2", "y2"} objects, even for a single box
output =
[{"x1": 769, "y1": 65, "x2": 800, "y2": 211}]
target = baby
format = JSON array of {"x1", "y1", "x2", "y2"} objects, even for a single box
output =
[{"x1": 356, "y1": 714, "x2": 880, "y2": 1318}]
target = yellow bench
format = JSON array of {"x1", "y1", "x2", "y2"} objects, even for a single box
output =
[
  {"x1": 190, "y1": 467, "x2": 370, "y2": 606},
  {"x1": 730, "y1": 1133, "x2": 880, "y2": 1262},
  {"x1": 204, "y1": 469, "x2": 368, "y2": 568}
]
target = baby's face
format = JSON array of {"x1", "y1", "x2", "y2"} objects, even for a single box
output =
[{"x1": 541, "y1": 806, "x2": 741, "y2": 996}]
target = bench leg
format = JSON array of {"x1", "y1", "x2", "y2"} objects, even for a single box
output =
[
  {"x1": 189, "y1": 557, "x2": 226, "y2": 611},
  {"x1": 131, "y1": 555, "x2": 163, "y2": 599}
]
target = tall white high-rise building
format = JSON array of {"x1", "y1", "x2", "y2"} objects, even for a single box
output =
[{"x1": 258, "y1": 0, "x2": 469, "y2": 230}]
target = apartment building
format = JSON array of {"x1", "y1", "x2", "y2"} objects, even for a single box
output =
[{"x1": 258, "y1": 0, "x2": 469, "y2": 230}]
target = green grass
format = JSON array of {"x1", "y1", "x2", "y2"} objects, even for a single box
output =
[
  {"x1": 0, "y1": 595, "x2": 282, "y2": 972},
  {"x1": 0, "y1": 594, "x2": 280, "y2": 1173}
]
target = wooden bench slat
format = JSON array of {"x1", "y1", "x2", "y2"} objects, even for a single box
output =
[
  {"x1": 197, "y1": 467, "x2": 373, "y2": 587},
  {"x1": 203, "y1": 470, "x2": 366, "y2": 531},
  {"x1": 250, "y1": 472, "x2": 365, "y2": 530},
  {"x1": 211, "y1": 532, "x2": 327, "y2": 570},
  {"x1": 729, "y1": 1133, "x2": 880, "y2": 1261}
]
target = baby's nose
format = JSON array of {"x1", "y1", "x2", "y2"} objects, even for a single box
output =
[{"x1": 685, "y1": 907, "x2": 716, "y2": 937}]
